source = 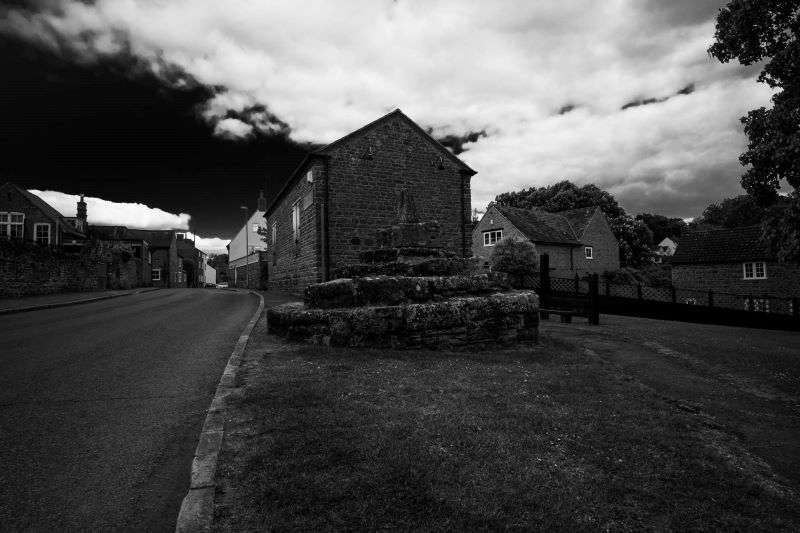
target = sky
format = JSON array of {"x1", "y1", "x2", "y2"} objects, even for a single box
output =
[{"x1": 0, "y1": 0, "x2": 772, "y2": 252}]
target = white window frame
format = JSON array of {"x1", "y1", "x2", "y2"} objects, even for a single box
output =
[
  {"x1": 292, "y1": 200, "x2": 301, "y2": 242},
  {"x1": 1, "y1": 211, "x2": 25, "y2": 239},
  {"x1": 151, "y1": 268, "x2": 161, "y2": 281},
  {"x1": 483, "y1": 229, "x2": 503, "y2": 246},
  {"x1": 34, "y1": 223, "x2": 51, "y2": 245},
  {"x1": 271, "y1": 221, "x2": 277, "y2": 245},
  {"x1": 743, "y1": 261, "x2": 767, "y2": 280},
  {"x1": 584, "y1": 246, "x2": 594, "y2": 260}
]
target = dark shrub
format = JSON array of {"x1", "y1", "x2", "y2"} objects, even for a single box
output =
[{"x1": 490, "y1": 237, "x2": 538, "y2": 287}]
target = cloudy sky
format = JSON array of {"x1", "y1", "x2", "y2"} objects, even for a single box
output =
[{"x1": 0, "y1": 0, "x2": 770, "y2": 250}]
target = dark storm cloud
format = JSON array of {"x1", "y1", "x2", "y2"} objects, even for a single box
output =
[{"x1": 434, "y1": 130, "x2": 488, "y2": 155}]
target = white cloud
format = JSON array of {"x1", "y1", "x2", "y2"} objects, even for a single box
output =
[
  {"x1": 7, "y1": 1, "x2": 774, "y2": 217},
  {"x1": 29, "y1": 189, "x2": 228, "y2": 253}
]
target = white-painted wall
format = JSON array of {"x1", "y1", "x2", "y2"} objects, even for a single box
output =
[
  {"x1": 204, "y1": 261, "x2": 217, "y2": 286},
  {"x1": 228, "y1": 210, "x2": 266, "y2": 262}
]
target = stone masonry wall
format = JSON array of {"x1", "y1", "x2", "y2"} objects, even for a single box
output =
[
  {"x1": 672, "y1": 262, "x2": 800, "y2": 304},
  {"x1": 264, "y1": 162, "x2": 320, "y2": 292},
  {"x1": 0, "y1": 241, "x2": 101, "y2": 297},
  {"x1": 326, "y1": 115, "x2": 471, "y2": 271},
  {"x1": 572, "y1": 211, "x2": 620, "y2": 275}
]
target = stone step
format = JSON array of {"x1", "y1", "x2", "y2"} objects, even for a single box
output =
[
  {"x1": 304, "y1": 273, "x2": 511, "y2": 309},
  {"x1": 268, "y1": 290, "x2": 539, "y2": 349}
]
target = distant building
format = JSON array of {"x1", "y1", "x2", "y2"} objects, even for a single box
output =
[
  {"x1": 671, "y1": 226, "x2": 800, "y2": 313},
  {"x1": 472, "y1": 204, "x2": 620, "y2": 277},
  {"x1": 203, "y1": 259, "x2": 217, "y2": 286},
  {"x1": 263, "y1": 109, "x2": 475, "y2": 292},
  {"x1": 653, "y1": 237, "x2": 678, "y2": 263},
  {"x1": 227, "y1": 191, "x2": 268, "y2": 288},
  {"x1": 126, "y1": 229, "x2": 186, "y2": 288}
]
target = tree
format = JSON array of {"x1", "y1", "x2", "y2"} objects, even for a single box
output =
[
  {"x1": 635, "y1": 213, "x2": 687, "y2": 243},
  {"x1": 490, "y1": 236, "x2": 539, "y2": 287},
  {"x1": 709, "y1": 0, "x2": 800, "y2": 261},
  {"x1": 495, "y1": 180, "x2": 652, "y2": 266},
  {"x1": 207, "y1": 253, "x2": 229, "y2": 283},
  {"x1": 699, "y1": 194, "x2": 781, "y2": 228}
]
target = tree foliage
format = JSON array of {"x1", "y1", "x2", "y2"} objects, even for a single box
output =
[
  {"x1": 207, "y1": 253, "x2": 229, "y2": 282},
  {"x1": 490, "y1": 236, "x2": 539, "y2": 286},
  {"x1": 495, "y1": 180, "x2": 652, "y2": 267},
  {"x1": 634, "y1": 213, "x2": 687, "y2": 244},
  {"x1": 709, "y1": 0, "x2": 800, "y2": 261}
]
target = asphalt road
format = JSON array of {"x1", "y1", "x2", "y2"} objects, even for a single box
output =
[{"x1": 0, "y1": 288, "x2": 259, "y2": 531}]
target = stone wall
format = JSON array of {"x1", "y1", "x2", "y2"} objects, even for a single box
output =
[
  {"x1": 229, "y1": 252, "x2": 269, "y2": 289},
  {"x1": 326, "y1": 114, "x2": 471, "y2": 269},
  {"x1": 0, "y1": 240, "x2": 100, "y2": 297},
  {"x1": 572, "y1": 211, "x2": 620, "y2": 274}
]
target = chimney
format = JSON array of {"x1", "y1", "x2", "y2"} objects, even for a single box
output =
[
  {"x1": 76, "y1": 194, "x2": 87, "y2": 232},
  {"x1": 257, "y1": 190, "x2": 267, "y2": 212}
]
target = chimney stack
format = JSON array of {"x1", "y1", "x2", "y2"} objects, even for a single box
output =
[
  {"x1": 76, "y1": 194, "x2": 87, "y2": 232},
  {"x1": 257, "y1": 190, "x2": 267, "y2": 212}
]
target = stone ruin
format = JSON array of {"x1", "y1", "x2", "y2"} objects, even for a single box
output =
[{"x1": 267, "y1": 190, "x2": 539, "y2": 348}]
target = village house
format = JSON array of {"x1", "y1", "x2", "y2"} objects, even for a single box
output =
[
  {"x1": 0, "y1": 182, "x2": 87, "y2": 249},
  {"x1": 227, "y1": 191, "x2": 268, "y2": 289},
  {"x1": 262, "y1": 109, "x2": 475, "y2": 292},
  {"x1": 671, "y1": 226, "x2": 800, "y2": 313},
  {"x1": 472, "y1": 204, "x2": 620, "y2": 277},
  {"x1": 653, "y1": 236, "x2": 679, "y2": 264},
  {"x1": 126, "y1": 229, "x2": 186, "y2": 288}
]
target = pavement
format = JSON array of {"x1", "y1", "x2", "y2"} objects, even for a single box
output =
[
  {"x1": 0, "y1": 287, "x2": 158, "y2": 314},
  {"x1": 0, "y1": 288, "x2": 260, "y2": 531}
]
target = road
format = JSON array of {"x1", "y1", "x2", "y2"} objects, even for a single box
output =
[{"x1": 0, "y1": 288, "x2": 259, "y2": 531}]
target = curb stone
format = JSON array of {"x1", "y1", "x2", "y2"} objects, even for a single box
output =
[
  {"x1": 175, "y1": 290, "x2": 265, "y2": 533},
  {"x1": 0, "y1": 287, "x2": 162, "y2": 315}
]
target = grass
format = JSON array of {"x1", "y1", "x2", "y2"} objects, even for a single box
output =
[{"x1": 213, "y1": 319, "x2": 800, "y2": 531}]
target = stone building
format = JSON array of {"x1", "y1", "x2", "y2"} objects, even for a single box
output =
[
  {"x1": 263, "y1": 109, "x2": 476, "y2": 292},
  {"x1": 472, "y1": 204, "x2": 620, "y2": 277},
  {"x1": 127, "y1": 229, "x2": 186, "y2": 288},
  {"x1": 671, "y1": 226, "x2": 800, "y2": 313}
]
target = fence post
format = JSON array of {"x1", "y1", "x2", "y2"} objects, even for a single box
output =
[
  {"x1": 671, "y1": 285, "x2": 676, "y2": 303},
  {"x1": 708, "y1": 290, "x2": 714, "y2": 308},
  {"x1": 637, "y1": 284, "x2": 643, "y2": 300},
  {"x1": 589, "y1": 273, "x2": 600, "y2": 325},
  {"x1": 539, "y1": 254, "x2": 551, "y2": 314}
]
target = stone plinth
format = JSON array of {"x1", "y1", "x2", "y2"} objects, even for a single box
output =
[{"x1": 268, "y1": 290, "x2": 539, "y2": 349}]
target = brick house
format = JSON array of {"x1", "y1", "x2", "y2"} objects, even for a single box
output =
[
  {"x1": 671, "y1": 226, "x2": 800, "y2": 313},
  {"x1": 0, "y1": 182, "x2": 87, "y2": 249},
  {"x1": 126, "y1": 229, "x2": 186, "y2": 288},
  {"x1": 472, "y1": 204, "x2": 620, "y2": 277},
  {"x1": 263, "y1": 109, "x2": 476, "y2": 292}
]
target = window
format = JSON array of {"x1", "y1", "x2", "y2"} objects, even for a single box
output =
[
  {"x1": 176, "y1": 232, "x2": 186, "y2": 240},
  {"x1": 252, "y1": 223, "x2": 260, "y2": 233},
  {"x1": 684, "y1": 298, "x2": 697, "y2": 305},
  {"x1": 152, "y1": 268, "x2": 161, "y2": 281},
  {"x1": 743, "y1": 261, "x2": 767, "y2": 279},
  {"x1": 306, "y1": 169, "x2": 314, "y2": 183},
  {"x1": 34, "y1": 223, "x2": 51, "y2": 245},
  {"x1": 0, "y1": 212, "x2": 24, "y2": 239},
  {"x1": 483, "y1": 229, "x2": 502, "y2": 246},
  {"x1": 292, "y1": 200, "x2": 301, "y2": 241},
  {"x1": 302, "y1": 190, "x2": 314, "y2": 210},
  {"x1": 271, "y1": 221, "x2": 277, "y2": 245},
  {"x1": 744, "y1": 298, "x2": 770, "y2": 313},
  {"x1": 584, "y1": 246, "x2": 593, "y2": 260}
]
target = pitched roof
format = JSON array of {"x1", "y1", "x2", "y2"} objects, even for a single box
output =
[
  {"x1": 670, "y1": 226, "x2": 772, "y2": 264},
  {"x1": 125, "y1": 229, "x2": 176, "y2": 248},
  {"x1": 559, "y1": 206, "x2": 598, "y2": 238},
  {"x1": 89, "y1": 225, "x2": 143, "y2": 241},
  {"x1": 1, "y1": 182, "x2": 85, "y2": 237},
  {"x1": 494, "y1": 205, "x2": 581, "y2": 245},
  {"x1": 264, "y1": 109, "x2": 476, "y2": 216}
]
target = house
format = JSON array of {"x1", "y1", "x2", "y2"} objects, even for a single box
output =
[
  {"x1": 671, "y1": 226, "x2": 800, "y2": 313},
  {"x1": 126, "y1": 229, "x2": 186, "y2": 288},
  {"x1": 472, "y1": 204, "x2": 620, "y2": 277},
  {"x1": 175, "y1": 232, "x2": 207, "y2": 287},
  {"x1": 88, "y1": 225, "x2": 152, "y2": 287},
  {"x1": 0, "y1": 182, "x2": 87, "y2": 249},
  {"x1": 263, "y1": 109, "x2": 475, "y2": 292},
  {"x1": 228, "y1": 191, "x2": 268, "y2": 288},
  {"x1": 653, "y1": 237, "x2": 678, "y2": 263},
  {"x1": 203, "y1": 259, "x2": 217, "y2": 287}
]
